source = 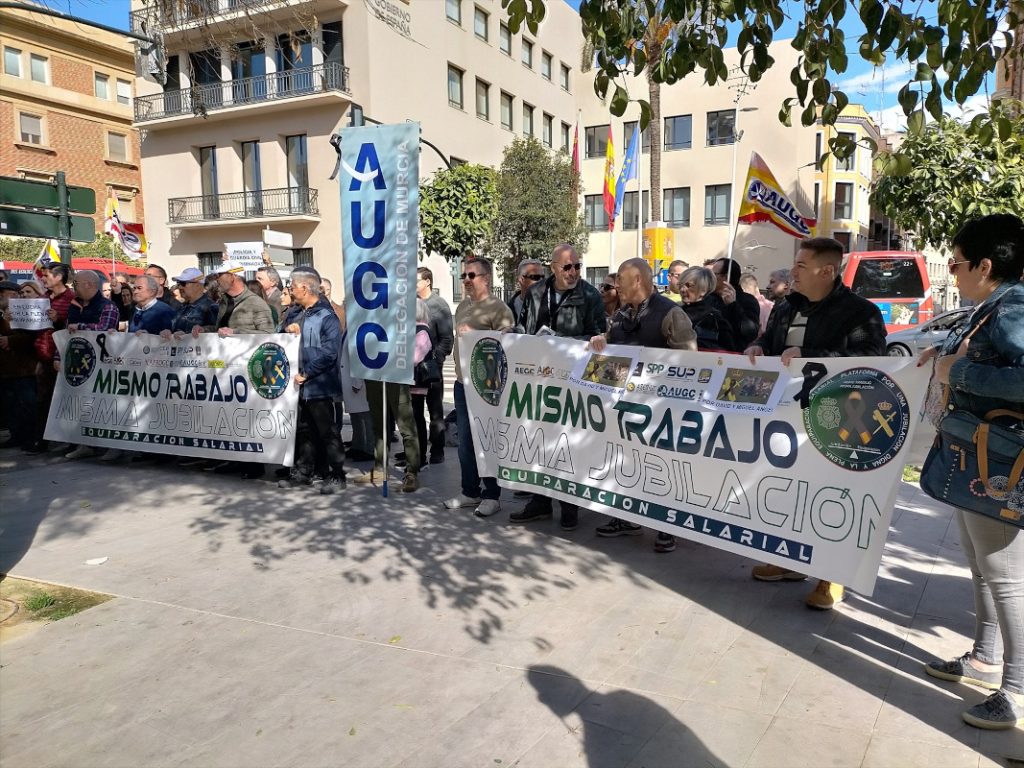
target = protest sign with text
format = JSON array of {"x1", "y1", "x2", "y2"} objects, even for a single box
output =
[
  {"x1": 461, "y1": 332, "x2": 931, "y2": 594},
  {"x1": 225, "y1": 242, "x2": 266, "y2": 271},
  {"x1": 45, "y1": 330, "x2": 300, "y2": 465},
  {"x1": 8, "y1": 298, "x2": 52, "y2": 330},
  {"x1": 340, "y1": 122, "x2": 419, "y2": 384}
]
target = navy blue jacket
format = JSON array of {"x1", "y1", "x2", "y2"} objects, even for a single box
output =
[
  {"x1": 128, "y1": 301, "x2": 176, "y2": 334},
  {"x1": 297, "y1": 301, "x2": 342, "y2": 401}
]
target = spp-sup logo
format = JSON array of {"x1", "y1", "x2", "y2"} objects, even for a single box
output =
[
  {"x1": 247, "y1": 343, "x2": 290, "y2": 399},
  {"x1": 470, "y1": 338, "x2": 507, "y2": 406},
  {"x1": 802, "y1": 367, "x2": 910, "y2": 471},
  {"x1": 63, "y1": 337, "x2": 97, "y2": 387}
]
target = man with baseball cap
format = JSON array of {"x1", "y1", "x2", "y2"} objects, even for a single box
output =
[{"x1": 163, "y1": 267, "x2": 219, "y2": 338}]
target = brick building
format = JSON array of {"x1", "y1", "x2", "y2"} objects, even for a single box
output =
[{"x1": 0, "y1": 3, "x2": 144, "y2": 236}]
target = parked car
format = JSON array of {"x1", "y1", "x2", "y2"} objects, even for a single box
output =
[{"x1": 885, "y1": 307, "x2": 973, "y2": 356}]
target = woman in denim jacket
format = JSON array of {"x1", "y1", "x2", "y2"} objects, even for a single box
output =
[{"x1": 919, "y1": 213, "x2": 1024, "y2": 730}]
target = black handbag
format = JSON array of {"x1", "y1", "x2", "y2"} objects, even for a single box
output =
[
  {"x1": 414, "y1": 356, "x2": 441, "y2": 387},
  {"x1": 920, "y1": 408, "x2": 1024, "y2": 527}
]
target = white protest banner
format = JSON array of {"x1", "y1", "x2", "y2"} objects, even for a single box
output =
[
  {"x1": 8, "y1": 298, "x2": 52, "y2": 330},
  {"x1": 225, "y1": 241, "x2": 266, "y2": 271},
  {"x1": 45, "y1": 330, "x2": 299, "y2": 465},
  {"x1": 461, "y1": 332, "x2": 931, "y2": 594}
]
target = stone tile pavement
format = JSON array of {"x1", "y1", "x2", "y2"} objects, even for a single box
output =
[{"x1": 0, "y1": 439, "x2": 1021, "y2": 768}]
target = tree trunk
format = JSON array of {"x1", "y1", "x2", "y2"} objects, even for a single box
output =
[{"x1": 648, "y1": 70, "x2": 661, "y2": 223}]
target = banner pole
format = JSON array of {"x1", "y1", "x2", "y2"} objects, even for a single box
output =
[{"x1": 381, "y1": 381, "x2": 388, "y2": 498}]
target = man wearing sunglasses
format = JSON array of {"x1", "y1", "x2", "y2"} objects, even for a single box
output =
[
  {"x1": 744, "y1": 237, "x2": 886, "y2": 610},
  {"x1": 443, "y1": 258, "x2": 514, "y2": 517},
  {"x1": 511, "y1": 244, "x2": 607, "y2": 531},
  {"x1": 508, "y1": 259, "x2": 546, "y2": 323}
]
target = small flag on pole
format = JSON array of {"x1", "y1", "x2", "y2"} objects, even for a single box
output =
[
  {"x1": 737, "y1": 152, "x2": 816, "y2": 238},
  {"x1": 104, "y1": 195, "x2": 147, "y2": 259},
  {"x1": 613, "y1": 124, "x2": 640, "y2": 221},
  {"x1": 603, "y1": 125, "x2": 616, "y2": 231},
  {"x1": 33, "y1": 239, "x2": 61, "y2": 279}
]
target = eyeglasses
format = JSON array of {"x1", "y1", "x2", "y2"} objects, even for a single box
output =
[
  {"x1": 948, "y1": 258, "x2": 970, "y2": 275},
  {"x1": 600, "y1": 284, "x2": 616, "y2": 293},
  {"x1": 460, "y1": 272, "x2": 482, "y2": 281},
  {"x1": 523, "y1": 273, "x2": 544, "y2": 282},
  {"x1": 561, "y1": 263, "x2": 582, "y2": 273}
]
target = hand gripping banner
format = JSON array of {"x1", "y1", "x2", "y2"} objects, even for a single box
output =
[{"x1": 461, "y1": 333, "x2": 931, "y2": 594}]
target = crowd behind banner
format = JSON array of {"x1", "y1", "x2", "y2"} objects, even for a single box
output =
[{"x1": 1, "y1": 215, "x2": 1022, "y2": 731}]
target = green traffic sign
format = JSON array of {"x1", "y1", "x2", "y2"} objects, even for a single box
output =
[
  {"x1": 0, "y1": 176, "x2": 96, "y2": 214},
  {"x1": 0, "y1": 208, "x2": 96, "y2": 242}
]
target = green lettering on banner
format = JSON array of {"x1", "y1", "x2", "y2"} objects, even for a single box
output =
[{"x1": 507, "y1": 382, "x2": 533, "y2": 420}]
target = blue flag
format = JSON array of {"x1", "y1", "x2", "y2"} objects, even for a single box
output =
[{"x1": 613, "y1": 125, "x2": 640, "y2": 220}]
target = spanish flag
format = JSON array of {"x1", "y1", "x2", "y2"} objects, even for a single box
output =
[
  {"x1": 737, "y1": 152, "x2": 815, "y2": 239},
  {"x1": 603, "y1": 125, "x2": 616, "y2": 231}
]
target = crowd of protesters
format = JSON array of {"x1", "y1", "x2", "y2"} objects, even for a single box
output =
[{"x1": 2, "y1": 215, "x2": 1022, "y2": 730}]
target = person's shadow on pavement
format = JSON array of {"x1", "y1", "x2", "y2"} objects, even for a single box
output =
[{"x1": 527, "y1": 664, "x2": 726, "y2": 768}]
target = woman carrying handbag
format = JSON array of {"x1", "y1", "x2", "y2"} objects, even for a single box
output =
[{"x1": 917, "y1": 213, "x2": 1024, "y2": 730}]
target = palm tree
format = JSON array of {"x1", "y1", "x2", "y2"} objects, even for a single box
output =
[{"x1": 642, "y1": 17, "x2": 674, "y2": 222}]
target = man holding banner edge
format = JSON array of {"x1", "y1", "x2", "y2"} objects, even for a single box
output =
[{"x1": 744, "y1": 236, "x2": 887, "y2": 609}]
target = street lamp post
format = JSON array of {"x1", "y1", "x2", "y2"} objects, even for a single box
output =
[{"x1": 725, "y1": 106, "x2": 759, "y2": 271}]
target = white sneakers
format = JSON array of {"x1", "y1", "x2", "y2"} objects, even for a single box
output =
[
  {"x1": 473, "y1": 499, "x2": 501, "y2": 517},
  {"x1": 442, "y1": 494, "x2": 500, "y2": 518},
  {"x1": 443, "y1": 494, "x2": 479, "y2": 510}
]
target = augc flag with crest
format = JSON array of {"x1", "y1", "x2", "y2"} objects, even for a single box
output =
[
  {"x1": 737, "y1": 152, "x2": 816, "y2": 239},
  {"x1": 340, "y1": 122, "x2": 420, "y2": 384}
]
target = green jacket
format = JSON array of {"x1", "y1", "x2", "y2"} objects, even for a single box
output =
[{"x1": 217, "y1": 288, "x2": 275, "y2": 333}]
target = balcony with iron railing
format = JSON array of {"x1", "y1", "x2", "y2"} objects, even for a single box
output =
[
  {"x1": 130, "y1": 0, "x2": 317, "y2": 36},
  {"x1": 134, "y1": 62, "x2": 349, "y2": 125},
  {"x1": 168, "y1": 187, "x2": 319, "y2": 227}
]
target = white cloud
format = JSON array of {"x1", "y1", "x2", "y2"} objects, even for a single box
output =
[{"x1": 872, "y1": 91, "x2": 991, "y2": 135}]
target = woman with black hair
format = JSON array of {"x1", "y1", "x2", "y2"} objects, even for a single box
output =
[{"x1": 920, "y1": 213, "x2": 1024, "y2": 730}]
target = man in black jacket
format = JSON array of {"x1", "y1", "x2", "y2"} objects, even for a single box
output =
[
  {"x1": 511, "y1": 244, "x2": 607, "y2": 531},
  {"x1": 709, "y1": 257, "x2": 761, "y2": 351},
  {"x1": 745, "y1": 237, "x2": 886, "y2": 610}
]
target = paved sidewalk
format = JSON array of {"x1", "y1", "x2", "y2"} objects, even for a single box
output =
[{"x1": 1, "y1": 443, "x2": 1022, "y2": 768}]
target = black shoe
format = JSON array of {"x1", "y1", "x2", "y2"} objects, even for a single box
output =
[
  {"x1": 395, "y1": 451, "x2": 406, "y2": 462},
  {"x1": 274, "y1": 466, "x2": 290, "y2": 478},
  {"x1": 596, "y1": 518, "x2": 644, "y2": 537},
  {"x1": 510, "y1": 496, "x2": 553, "y2": 524},
  {"x1": 429, "y1": 454, "x2": 445, "y2": 464},
  {"x1": 346, "y1": 449, "x2": 375, "y2": 462},
  {"x1": 513, "y1": 490, "x2": 532, "y2": 499},
  {"x1": 654, "y1": 533, "x2": 677, "y2": 553},
  {"x1": 22, "y1": 441, "x2": 47, "y2": 454},
  {"x1": 320, "y1": 476, "x2": 347, "y2": 494},
  {"x1": 241, "y1": 465, "x2": 265, "y2": 480}
]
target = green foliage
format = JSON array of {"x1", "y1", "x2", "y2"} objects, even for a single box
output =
[
  {"x1": 420, "y1": 164, "x2": 499, "y2": 261},
  {"x1": 0, "y1": 234, "x2": 147, "y2": 268},
  {"x1": 505, "y1": 0, "x2": 1022, "y2": 162},
  {"x1": 872, "y1": 104, "x2": 1024, "y2": 250},
  {"x1": 488, "y1": 137, "x2": 587, "y2": 283}
]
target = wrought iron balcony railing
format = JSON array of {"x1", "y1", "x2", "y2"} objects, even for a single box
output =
[
  {"x1": 130, "y1": 0, "x2": 291, "y2": 35},
  {"x1": 135, "y1": 62, "x2": 349, "y2": 122},
  {"x1": 168, "y1": 187, "x2": 319, "y2": 223}
]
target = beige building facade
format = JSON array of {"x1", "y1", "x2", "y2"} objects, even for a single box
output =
[
  {"x1": 578, "y1": 42, "x2": 818, "y2": 284},
  {"x1": 131, "y1": 0, "x2": 581, "y2": 299}
]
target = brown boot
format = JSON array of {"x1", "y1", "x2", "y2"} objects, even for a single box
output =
[
  {"x1": 805, "y1": 580, "x2": 844, "y2": 610},
  {"x1": 401, "y1": 472, "x2": 418, "y2": 493}
]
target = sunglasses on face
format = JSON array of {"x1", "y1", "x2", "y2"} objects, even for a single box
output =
[
  {"x1": 948, "y1": 258, "x2": 970, "y2": 275},
  {"x1": 600, "y1": 284, "x2": 616, "y2": 293},
  {"x1": 460, "y1": 272, "x2": 482, "y2": 281},
  {"x1": 523, "y1": 273, "x2": 544, "y2": 282},
  {"x1": 561, "y1": 263, "x2": 582, "y2": 273}
]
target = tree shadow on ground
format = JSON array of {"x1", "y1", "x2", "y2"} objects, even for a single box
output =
[{"x1": 4, "y1": 451, "x2": 1021, "y2": 765}]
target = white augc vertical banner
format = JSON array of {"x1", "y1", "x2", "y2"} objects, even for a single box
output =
[
  {"x1": 461, "y1": 333, "x2": 932, "y2": 595},
  {"x1": 340, "y1": 122, "x2": 419, "y2": 384}
]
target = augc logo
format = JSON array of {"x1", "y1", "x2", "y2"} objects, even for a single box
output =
[
  {"x1": 63, "y1": 337, "x2": 97, "y2": 387},
  {"x1": 247, "y1": 343, "x2": 290, "y2": 400},
  {"x1": 470, "y1": 338, "x2": 507, "y2": 406}
]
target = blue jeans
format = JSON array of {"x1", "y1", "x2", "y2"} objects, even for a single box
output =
[
  {"x1": 454, "y1": 382, "x2": 499, "y2": 500},
  {"x1": 957, "y1": 510, "x2": 1024, "y2": 694}
]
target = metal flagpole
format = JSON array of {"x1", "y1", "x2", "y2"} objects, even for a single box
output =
[
  {"x1": 636, "y1": 125, "x2": 644, "y2": 261},
  {"x1": 381, "y1": 382, "x2": 388, "y2": 498}
]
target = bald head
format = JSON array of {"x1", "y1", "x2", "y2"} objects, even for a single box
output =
[
  {"x1": 617, "y1": 258, "x2": 655, "y2": 306},
  {"x1": 73, "y1": 270, "x2": 102, "y2": 302}
]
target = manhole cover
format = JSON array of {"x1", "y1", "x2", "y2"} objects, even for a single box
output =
[{"x1": 0, "y1": 597, "x2": 18, "y2": 624}]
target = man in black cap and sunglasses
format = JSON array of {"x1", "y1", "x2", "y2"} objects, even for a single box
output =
[{"x1": 511, "y1": 243, "x2": 607, "y2": 531}]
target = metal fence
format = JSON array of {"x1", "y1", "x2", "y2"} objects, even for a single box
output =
[{"x1": 168, "y1": 187, "x2": 318, "y2": 223}]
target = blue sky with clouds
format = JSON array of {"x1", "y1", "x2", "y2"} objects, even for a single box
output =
[{"x1": 44, "y1": 0, "x2": 992, "y2": 133}]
